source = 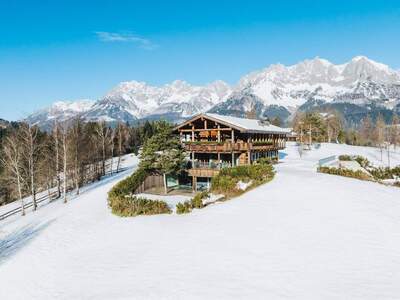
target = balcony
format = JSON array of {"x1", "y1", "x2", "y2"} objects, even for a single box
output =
[{"x1": 183, "y1": 141, "x2": 285, "y2": 153}]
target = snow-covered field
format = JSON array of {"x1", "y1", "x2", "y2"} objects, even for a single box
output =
[{"x1": 1, "y1": 143, "x2": 400, "y2": 299}]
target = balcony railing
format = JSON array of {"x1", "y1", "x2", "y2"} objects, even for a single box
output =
[
  {"x1": 191, "y1": 160, "x2": 232, "y2": 169},
  {"x1": 184, "y1": 141, "x2": 285, "y2": 152}
]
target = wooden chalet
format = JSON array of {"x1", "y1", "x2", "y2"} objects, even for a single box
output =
[{"x1": 174, "y1": 113, "x2": 289, "y2": 191}]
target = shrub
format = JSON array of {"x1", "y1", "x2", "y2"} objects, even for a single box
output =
[
  {"x1": 108, "y1": 167, "x2": 148, "y2": 199},
  {"x1": 354, "y1": 156, "x2": 371, "y2": 168},
  {"x1": 110, "y1": 196, "x2": 171, "y2": 217},
  {"x1": 190, "y1": 191, "x2": 208, "y2": 209},
  {"x1": 370, "y1": 166, "x2": 400, "y2": 180},
  {"x1": 256, "y1": 157, "x2": 274, "y2": 165},
  {"x1": 211, "y1": 163, "x2": 275, "y2": 197},
  {"x1": 318, "y1": 166, "x2": 372, "y2": 181},
  {"x1": 369, "y1": 167, "x2": 393, "y2": 180},
  {"x1": 108, "y1": 167, "x2": 150, "y2": 216},
  {"x1": 176, "y1": 201, "x2": 192, "y2": 214},
  {"x1": 338, "y1": 155, "x2": 352, "y2": 161}
]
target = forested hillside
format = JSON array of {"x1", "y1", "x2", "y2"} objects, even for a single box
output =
[{"x1": 0, "y1": 119, "x2": 167, "y2": 208}]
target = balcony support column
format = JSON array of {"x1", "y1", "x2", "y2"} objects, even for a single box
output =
[
  {"x1": 192, "y1": 176, "x2": 197, "y2": 191},
  {"x1": 217, "y1": 125, "x2": 221, "y2": 142}
]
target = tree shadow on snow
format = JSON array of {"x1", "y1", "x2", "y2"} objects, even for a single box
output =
[{"x1": 0, "y1": 220, "x2": 54, "y2": 264}]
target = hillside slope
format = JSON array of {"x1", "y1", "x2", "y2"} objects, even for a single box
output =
[{"x1": 1, "y1": 144, "x2": 400, "y2": 299}]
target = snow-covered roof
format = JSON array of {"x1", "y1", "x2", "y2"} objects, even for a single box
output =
[{"x1": 176, "y1": 113, "x2": 289, "y2": 134}]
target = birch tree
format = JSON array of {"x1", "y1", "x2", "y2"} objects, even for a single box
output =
[
  {"x1": 116, "y1": 122, "x2": 128, "y2": 173},
  {"x1": 389, "y1": 112, "x2": 399, "y2": 150},
  {"x1": 19, "y1": 124, "x2": 41, "y2": 211},
  {"x1": 53, "y1": 121, "x2": 61, "y2": 198},
  {"x1": 0, "y1": 133, "x2": 26, "y2": 215},
  {"x1": 95, "y1": 121, "x2": 110, "y2": 176},
  {"x1": 60, "y1": 123, "x2": 69, "y2": 203},
  {"x1": 69, "y1": 119, "x2": 83, "y2": 195},
  {"x1": 110, "y1": 128, "x2": 116, "y2": 175},
  {"x1": 374, "y1": 114, "x2": 386, "y2": 161}
]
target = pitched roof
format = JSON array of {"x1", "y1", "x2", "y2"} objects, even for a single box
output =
[{"x1": 175, "y1": 113, "x2": 290, "y2": 134}]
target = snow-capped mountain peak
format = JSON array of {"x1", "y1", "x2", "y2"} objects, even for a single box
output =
[{"x1": 25, "y1": 56, "x2": 400, "y2": 129}]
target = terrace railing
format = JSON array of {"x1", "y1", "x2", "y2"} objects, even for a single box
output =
[{"x1": 184, "y1": 141, "x2": 285, "y2": 152}]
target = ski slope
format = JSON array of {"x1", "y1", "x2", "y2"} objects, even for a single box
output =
[{"x1": 1, "y1": 144, "x2": 400, "y2": 299}]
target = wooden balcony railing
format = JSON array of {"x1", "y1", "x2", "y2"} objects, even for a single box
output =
[{"x1": 183, "y1": 141, "x2": 285, "y2": 152}]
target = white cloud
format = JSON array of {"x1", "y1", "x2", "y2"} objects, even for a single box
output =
[{"x1": 95, "y1": 31, "x2": 157, "y2": 50}]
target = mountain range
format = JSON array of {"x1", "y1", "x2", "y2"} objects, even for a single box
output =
[{"x1": 25, "y1": 56, "x2": 400, "y2": 129}]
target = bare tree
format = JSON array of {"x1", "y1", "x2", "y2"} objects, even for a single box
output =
[
  {"x1": 360, "y1": 115, "x2": 373, "y2": 145},
  {"x1": 95, "y1": 121, "x2": 110, "y2": 176},
  {"x1": 69, "y1": 119, "x2": 83, "y2": 195},
  {"x1": 19, "y1": 124, "x2": 41, "y2": 211},
  {"x1": 389, "y1": 112, "x2": 399, "y2": 150},
  {"x1": 0, "y1": 133, "x2": 26, "y2": 215},
  {"x1": 53, "y1": 121, "x2": 61, "y2": 198},
  {"x1": 374, "y1": 114, "x2": 386, "y2": 161},
  {"x1": 325, "y1": 112, "x2": 342, "y2": 143},
  {"x1": 60, "y1": 123, "x2": 69, "y2": 203},
  {"x1": 109, "y1": 128, "x2": 116, "y2": 175},
  {"x1": 116, "y1": 122, "x2": 128, "y2": 173}
]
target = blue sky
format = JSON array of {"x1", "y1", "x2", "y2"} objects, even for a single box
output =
[{"x1": 1, "y1": 0, "x2": 400, "y2": 120}]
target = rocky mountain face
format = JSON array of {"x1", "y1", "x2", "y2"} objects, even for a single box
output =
[
  {"x1": 25, "y1": 100, "x2": 95, "y2": 129},
  {"x1": 25, "y1": 56, "x2": 400, "y2": 129}
]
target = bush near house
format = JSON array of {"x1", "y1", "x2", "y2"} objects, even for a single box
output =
[
  {"x1": 176, "y1": 201, "x2": 192, "y2": 214},
  {"x1": 211, "y1": 161, "x2": 275, "y2": 197},
  {"x1": 110, "y1": 195, "x2": 171, "y2": 217},
  {"x1": 176, "y1": 191, "x2": 209, "y2": 214},
  {"x1": 108, "y1": 168, "x2": 148, "y2": 199},
  {"x1": 108, "y1": 121, "x2": 185, "y2": 217}
]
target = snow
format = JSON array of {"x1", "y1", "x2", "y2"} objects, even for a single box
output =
[
  {"x1": 26, "y1": 56, "x2": 400, "y2": 127},
  {"x1": 135, "y1": 193, "x2": 192, "y2": 210},
  {"x1": 236, "y1": 180, "x2": 253, "y2": 191},
  {"x1": 1, "y1": 143, "x2": 400, "y2": 299}
]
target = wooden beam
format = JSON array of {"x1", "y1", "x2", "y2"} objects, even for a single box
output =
[{"x1": 179, "y1": 128, "x2": 232, "y2": 132}]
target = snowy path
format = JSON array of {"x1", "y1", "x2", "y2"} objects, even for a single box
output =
[{"x1": 1, "y1": 145, "x2": 400, "y2": 299}]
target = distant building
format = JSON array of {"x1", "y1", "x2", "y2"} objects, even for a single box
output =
[
  {"x1": 174, "y1": 113, "x2": 289, "y2": 190},
  {"x1": 285, "y1": 128, "x2": 298, "y2": 142}
]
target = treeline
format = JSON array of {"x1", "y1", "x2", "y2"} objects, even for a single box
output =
[
  {"x1": 292, "y1": 110, "x2": 400, "y2": 149},
  {"x1": 0, "y1": 119, "x2": 167, "y2": 213}
]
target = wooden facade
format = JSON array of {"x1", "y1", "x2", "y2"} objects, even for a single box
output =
[{"x1": 174, "y1": 113, "x2": 288, "y2": 190}]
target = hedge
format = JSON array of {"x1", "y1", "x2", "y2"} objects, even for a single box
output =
[
  {"x1": 110, "y1": 196, "x2": 171, "y2": 217},
  {"x1": 176, "y1": 191, "x2": 209, "y2": 214},
  {"x1": 318, "y1": 166, "x2": 372, "y2": 181},
  {"x1": 108, "y1": 167, "x2": 172, "y2": 217},
  {"x1": 211, "y1": 161, "x2": 275, "y2": 197}
]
